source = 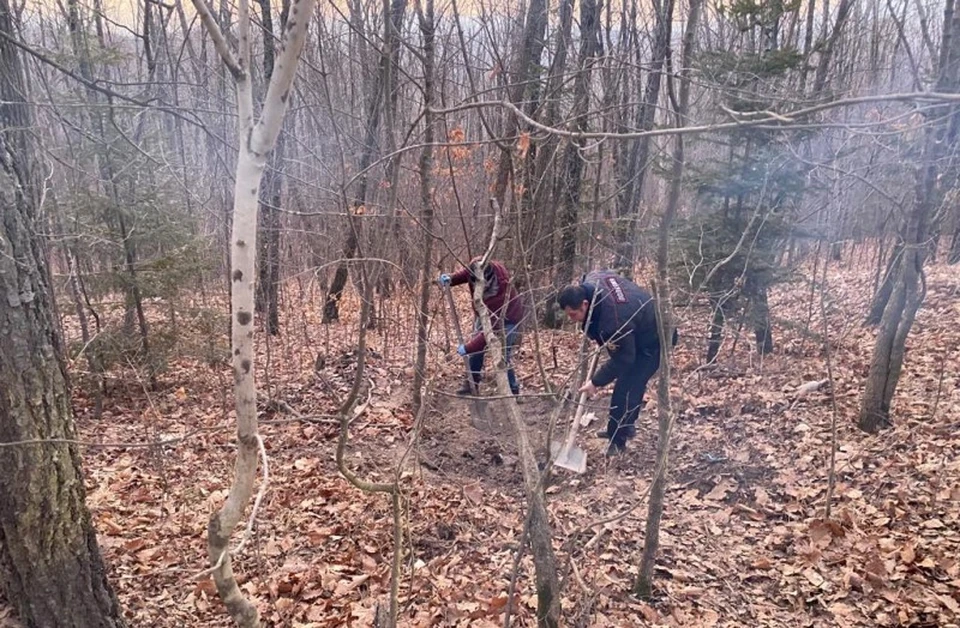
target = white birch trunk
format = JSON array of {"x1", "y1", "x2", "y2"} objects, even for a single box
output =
[{"x1": 188, "y1": 0, "x2": 317, "y2": 624}]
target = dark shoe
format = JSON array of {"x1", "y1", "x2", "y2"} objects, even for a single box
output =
[
  {"x1": 605, "y1": 441, "x2": 626, "y2": 457},
  {"x1": 456, "y1": 381, "x2": 479, "y2": 396},
  {"x1": 597, "y1": 426, "x2": 637, "y2": 440}
]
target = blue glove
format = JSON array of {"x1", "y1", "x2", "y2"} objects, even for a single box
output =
[
  {"x1": 439, "y1": 273, "x2": 451, "y2": 287},
  {"x1": 456, "y1": 344, "x2": 467, "y2": 356}
]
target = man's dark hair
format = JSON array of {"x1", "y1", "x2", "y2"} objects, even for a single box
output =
[{"x1": 557, "y1": 285, "x2": 588, "y2": 310}]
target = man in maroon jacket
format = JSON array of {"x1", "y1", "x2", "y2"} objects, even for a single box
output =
[{"x1": 439, "y1": 258, "x2": 524, "y2": 396}]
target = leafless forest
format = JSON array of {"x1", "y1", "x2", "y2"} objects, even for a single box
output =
[{"x1": 1, "y1": 0, "x2": 959, "y2": 625}]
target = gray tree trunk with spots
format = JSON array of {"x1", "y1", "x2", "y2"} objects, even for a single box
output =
[{"x1": 189, "y1": 0, "x2": 317, "y2": 624}]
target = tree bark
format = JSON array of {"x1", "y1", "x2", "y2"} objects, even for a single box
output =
[
  {"x1": 474, "y1": 207, "x2": 560, "y2": 627},
  {"x1": 255, "y1": 0, "x2": 284, "y2": 336},
  {"x1": 705, "y1": 298, "x2": 726, "y2": 364},
  {"x1": 412, "y1": 0, "x2": 436, "y2": 414},
  {"x1": 0, "y1": 2, "x2": 126, "y2": 623},
  {"x1": 192, "y1": 0, "x2": 316, "y2": 623},
  {"x1": 636, "y1": 0, "x2": 703, "y2": 598},
  {"x1": 322, "y1": 0, "x2": 406, "y2": 322},
  {"x1": 812, "y1": 0, "x2": 858, "y2": 94},
  {"x1": 256, "y1": 136, "x2": 283, "y2": 335},
  {"x1": 533, "y1": 0, "x2": 574, "y2": 330},
  {"x1": 489, "y1": 0, "x2": 548, "y2": 231},
  {"x1": 555, "y1": 0, "x2": 601, "y2": 286},
  {"x1": 614, "y1": 0, "x2": 675, "y2": 274},
  {"x1": 866, "y1": 238, "x2": 902, "y2": 325},
  {"x1": 859, "y1": 0, "x2": 960, "y2": 432}
]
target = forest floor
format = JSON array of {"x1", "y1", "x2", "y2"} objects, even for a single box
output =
[{"x1": 1, "y1": 253, "x2": 959, "y2": 628}]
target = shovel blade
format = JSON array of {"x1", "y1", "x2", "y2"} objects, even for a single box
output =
[
  {"x1": 467, "y1": 398, "x2": 495, "y2": 432},
  {"x1": 551, "y1": 443, "x2": 587, "y2": 474}
]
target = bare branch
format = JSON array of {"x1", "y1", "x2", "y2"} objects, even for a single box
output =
[
  {"x1": 430, "y1": 91, "x2": 960, "y2": 141},
  {"x1": 187, "y1": 0, "x2": 243, "y2": 80},
  {"x1": 255, "y1": 0, "x2": 319, "y2": 152}
]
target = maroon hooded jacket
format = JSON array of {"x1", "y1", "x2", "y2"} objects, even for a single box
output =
[{"x1": 449, "y1": 258, "x2": 524, "y2": 353}]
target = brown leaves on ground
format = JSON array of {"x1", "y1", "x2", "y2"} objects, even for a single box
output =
[{"x1": 4, "y1": 257, "x2": 955, "y2": 627}]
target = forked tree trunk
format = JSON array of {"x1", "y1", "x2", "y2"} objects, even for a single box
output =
[
  {"x1": 191, "y1": 0, "x2": 316, "y2": 624},
  {"x1": 0, "y1": 2, "x2": 126, "y2": 623},
  {"x1": 859, "y1": 188, "x2": 930, "y2": 432},
  {"x1": 866, "y1": 238, "x2": 903, "y2": 325},
  {"x1": 859, "y1": 0, "x2": 960, "y2": 432}
]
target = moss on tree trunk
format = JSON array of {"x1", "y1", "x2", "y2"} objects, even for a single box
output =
[{"x1": 1, "y1": 2, "x2": 126, "y2": 623}]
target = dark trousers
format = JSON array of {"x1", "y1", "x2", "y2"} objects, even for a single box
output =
[
  {"x1": 467, "y1": 321, "x2": 520, "y2": 394},
  {"x1": 607, "y1": 347, "x2": 661, "y2": 446}
]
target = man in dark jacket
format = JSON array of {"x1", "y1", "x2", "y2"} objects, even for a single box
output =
[
  {"x1": 557, "y1": 270, "x2": 668, "y2": 454},
  {"x1": 439, "y1": 258, "x2": 524, "y2": 396}
]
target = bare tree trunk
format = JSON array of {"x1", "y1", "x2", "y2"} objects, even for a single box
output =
[
  {"x1": 255, "y1": 0, "x2": 286, "y2": 336},
  {"x1": 812, "y1": 0, "x2": 858, "y2": 94},
  {"x1": 532, "y1": 0, "x2": 573, "y2": 330},
  {"x1": 490, "y1": 0, "x2": 548, "y2": 219},
  {"x1": 949, "y1": 219, "x2": 960, "y2": 263},
  {"x1": 555, "y1": 0, "x2": 601, "y2": 285},
  {"x1": 323, "y1": 0, "x2": 406, "y2": 322},
  {"x1": 614, "y1": 0, "x2": 675, "y2": 274},
  {"x1": 866, "y1": 238, "x2": 903, "y2": 325},
  {"x1": 257, "y1": 135, "x2": 283, "y2": 335},
  {"x1": 636, "y1": 0, "x2": 703, "y2": 598},
  {"x1": 191, "y1": 0, "x2": 316, "y2": 623},
  {"x1": 798, "y1": 0, "x2": 817, "y2": 91},
  {"x1": 860, "y1": 0, "x2": 959, "y2": 431},
  {"x1": 0, "y1": 2, "x2": 126, "y2": 623},
  {"x1": 474, "y1": 207, "x2": 560, "y2": 627},
  {"x1": 859, "y1": 172, "x2": 932, "y2": 432},
  {"x1": 412, "y1": 0, "x2": 436, "y2": 414},
  {"x1": 705, "y1": 298, "x2": 726, "y2": 364}
]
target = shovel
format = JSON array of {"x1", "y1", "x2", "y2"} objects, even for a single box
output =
[
  {"x1": 441, "y1": 283, "x2": 492, "y2": 430},
  {"x1": 551, "y1": 351, "x2": 600, "y2": 473}
]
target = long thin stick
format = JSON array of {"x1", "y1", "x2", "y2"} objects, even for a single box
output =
[
  {"x1": 443, "y1": 284, "x2": 484, "y2": 398},
  {"x1": 819, "y1": 253, "x2": 840, "y2": 519}
]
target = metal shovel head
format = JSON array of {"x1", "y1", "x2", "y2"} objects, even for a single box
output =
[
  {"x1": 466, "y1": 396, "x2": 495, "y2": 432},
  {"x1": 550, "y1": 441, "x2": 587, "y2": 474}
]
